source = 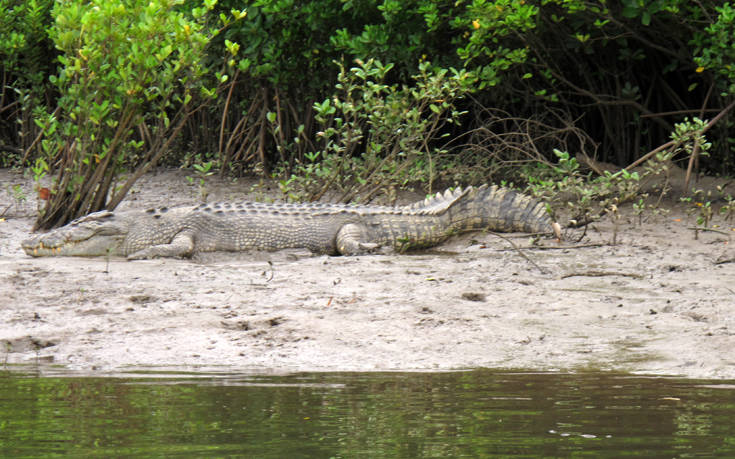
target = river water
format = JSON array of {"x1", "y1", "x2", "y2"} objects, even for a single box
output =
[{"x1": 1, "y1": 368, "x2": 734, "y2": 457}]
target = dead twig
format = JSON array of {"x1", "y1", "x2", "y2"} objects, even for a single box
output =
[
  {"x1": 624, "y1": 98, "x2": 735, "y2": 171},
  {"x1": 573, "y1": 223, "x2": 590, "y2": 243},
  {"x1": 714, "y1": 256, "x2": 735, "y2": 266},
  {"x1": 497, "y1": 243, "x2": 605, "y2": 251},
  {"x1": 442, "y1": 105, "x2": 597, "y2": 176},
  {"x1": 683, "y1": 136, "x2": 701, "y2": 192},
  {"x1": 487, "y1": 231, "x2": 548, "y2": 274},
  {"x1": 262, "y1": 260, "x2": 275, "y2": 282},
  {"x1": 686, "y1": 227, "x2": 732, "y2": 237},
  {"x1": 560, "y1": 270, "x2": 644, "y2": 280}
]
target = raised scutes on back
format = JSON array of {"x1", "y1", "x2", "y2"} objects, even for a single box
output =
[{"x1": 404, "y1": 185, "x2": 486, "y2": 216}]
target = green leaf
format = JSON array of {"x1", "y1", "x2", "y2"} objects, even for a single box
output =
[{"x1": 641, "y1": 11, "x2": 651, "y2": 26}]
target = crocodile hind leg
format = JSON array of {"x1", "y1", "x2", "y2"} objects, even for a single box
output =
[
  {"x1": 335, "y1": 223, "x2": 380, "y2": 255},
  {"x1": 127, "y1": 231, "x2": 195, "y2": 260}
]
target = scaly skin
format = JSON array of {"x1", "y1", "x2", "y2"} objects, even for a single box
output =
[{"x1": 22, "y1": 185, "x2": 558, "y2": 259}]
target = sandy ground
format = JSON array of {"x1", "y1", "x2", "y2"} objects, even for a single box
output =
[{"x1": 1, "y1": 168, "x2": 734, "y2": 379}]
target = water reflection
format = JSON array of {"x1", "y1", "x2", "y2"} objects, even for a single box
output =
[{"x1": 1, "y1": 368, "x2": 733, "y2": 457}]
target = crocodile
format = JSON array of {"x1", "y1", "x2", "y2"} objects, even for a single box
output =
[{"x1": 22, "y1": 185, "x2": 560, "y2": 259}]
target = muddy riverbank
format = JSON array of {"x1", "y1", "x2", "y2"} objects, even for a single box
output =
[{"x1": 1, "y1": 168, "x2": 733, "y2": 378}]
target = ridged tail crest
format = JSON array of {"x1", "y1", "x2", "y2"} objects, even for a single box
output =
[
  {"x1": 405, "y1": 186, "x2": 473, "y2": 215},
  {"x1": 413, "y1": 185, "x2": 556, "y2": 235}
]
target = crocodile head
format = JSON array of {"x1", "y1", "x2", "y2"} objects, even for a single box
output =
[{"x1": 22, "y1": 210, "x2": 129, "y2": 257}]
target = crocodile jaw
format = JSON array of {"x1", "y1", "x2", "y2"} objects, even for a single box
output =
[
  {"x1": 22, "y1": 209, "x2": 133, "y2": 257},
  {"x1": 22, "y1": 233, "x2": 125, "y2": 257}
]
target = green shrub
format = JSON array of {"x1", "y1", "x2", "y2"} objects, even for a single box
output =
[
  {"x1": 5, "y1": 0, "x2": 735, "y2": 208},
  {"x1": 276, "y1": 59, "x2": 475, "y2": 203},
  {"x1": 0, "y1": 0, "x2": 55, "y2": 159},
  {"x1": 523, "y1": 149, "x2": 668, "y2": 227},
  {"x1": 33, "y1": 0, "x2": 238, "y2": 229},
  {"x1": 694, "y1": 2, "x2": 735, "y2": 95}
]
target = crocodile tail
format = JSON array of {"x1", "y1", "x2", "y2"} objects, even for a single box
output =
[
  {"x1": 404, "y1": 185, "x2": 558, "y2": 237},
  {"x1": 438, "y1": 185, "x2": 558, "y2": 236},
  {"x1": 406, "y1": 186, "x2": 472, "y2": 214}
]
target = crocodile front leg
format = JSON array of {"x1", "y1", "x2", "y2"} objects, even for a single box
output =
[
  {"x1": 335, "y1": 223, "x2": 380, "y2": 255},
  {"x1": 127, "y1": 231, "x2": 196, "y2": 260}
]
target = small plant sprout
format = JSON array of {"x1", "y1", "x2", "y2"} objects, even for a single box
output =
[
  {"x1": 633, "y1": 198, "x2": 645, "y2": 226},
  {"x1": 187, "y1": 158, "x2": 216, "y2": 202}
]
